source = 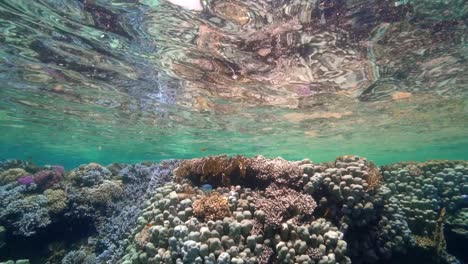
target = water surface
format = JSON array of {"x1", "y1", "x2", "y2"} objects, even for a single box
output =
[{"x1": 0, "y1": 0, "x2": 467, "y2": 167}]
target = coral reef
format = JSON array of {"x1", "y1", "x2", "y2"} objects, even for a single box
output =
[
  {"x1": 67, "y1": 163, "x2": 112, "y2": 187},
  {"x1": 44, "y1": 189, "x2": 67, "y2": 214},
  {"x1": 174, "y1": 155, "x2": 311, "y2": 187},
  {"x1": 0, "y1": 157, "x2": 466, "y2": 264},
  {"x1": 193, "y1": 192, "x2": 231, "y2": 221},
  {"x1": 33, "y1": 169, "x2": 63, "y2": 191},
  {"x1": 0, "y1": 160, "x2": 177, "y2": 264},
  {"x1": 0, "y1": 169, "x2": 29, "y2": 185},
  {"x1": 121, "y1": 180, "x2": 350, "y2": 264},
  {"x1": 382, "y1": 160, "x2": 468, "y2": 263},
  {"x1": 0, "y1": 183, "x2": 51, "y2": 236},
  {"x1": 253, "y1": 184, "x2": 316, "y2": 228}
]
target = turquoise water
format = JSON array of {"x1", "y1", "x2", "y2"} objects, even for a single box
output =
[
  {"x1": 0, "y1": 1, "x2": 468, "y2": 263},
  {"x1": 0, "y1": 0, "x2": 467, "y2": 167}
]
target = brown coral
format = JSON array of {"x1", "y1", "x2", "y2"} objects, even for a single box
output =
[
  {"x1": 174, "y1": 155, "x2": 306, "y2": 187},
  {"x1": 364, "y1": 162, "x2": 383, "y2": 191},
  {"x1": 258, "y1": 246, "x2": 274, "y2": 264},
  {"x1": 253, "y1": 184, "x2": 317, "y2": 228},
  {"x1": 307, "y1": 247, "x2": 324, "y2": 260},
  {"x1": 192, "y1": 192, "x2": 231, "y2": 221},
  {"x1": 174, "y1": 155, "x2": 249, "y2": 186},
  {"x1": 135, "y1": 224, "x2": 152, "y2": 249}
]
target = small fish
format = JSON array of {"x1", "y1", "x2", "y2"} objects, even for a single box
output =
[
  {"x1": 201, "y1": 148, "x2": 207, "y2": 152},
  {"x1": 201, "y1": 184, "x2": 213, "y2": 192}
]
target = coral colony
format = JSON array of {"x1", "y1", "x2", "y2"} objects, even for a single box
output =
[{"x1": 0, "y1": 156, "x2": 466, "y2": 264}]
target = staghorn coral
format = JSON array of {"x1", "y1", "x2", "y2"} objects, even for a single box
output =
[
  {"x1": 95, "y1": 161, "x2": 176, "y2": 263},
  {"x1": 192, "y1": 192, "x2": 231, "y2": 221},
  {"x1": 253, "y1": 184, "x2": 316, "y2": 228}
]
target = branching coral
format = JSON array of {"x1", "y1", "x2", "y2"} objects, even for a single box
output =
[
  {"x1": 258, "y1": 246, "x2": 274, "y2": 264},
  {"x1": 364, "y1": 162, "x2": 383, "y2": 191},
  {"x1": 192, "y1": 192, "x2": 231, "y2": 221},
  {"x1": 174, "y1": 155, "x2": 249, "y2": 186},
  {"x1": 0, "y1": 183, "x2": 51, "y2": 236},
  {"x1": 174, "y1": 155, "x2": 306, "y2": 187},
  {"x1": 307, "y1": 247, "x2": 324, "y2": 260},
  {"x1": 248, "y1": 156, "x2": 304, "y2": 186},
  {"x1": 253, "y1": 184, "x2": 317, "y2": 228}
]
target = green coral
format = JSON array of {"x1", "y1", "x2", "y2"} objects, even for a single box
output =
[
  {"x1": 0, "y1": 168, "x2": 29, "y2": 185},
  {"x1": 84, "y1": 180, "x2": 123, "y2": 205},
  {"x1": 44, "y1": 189, "x2": 67, "y2": 214}
]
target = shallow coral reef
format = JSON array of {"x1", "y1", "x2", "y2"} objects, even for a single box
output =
[{"x1": 0, "y1": 156, "x2": 466, "y2": 264}]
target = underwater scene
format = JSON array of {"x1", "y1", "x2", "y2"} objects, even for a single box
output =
[{"x1": 0, "y1": 0, "x2": 467, "y2": 263}]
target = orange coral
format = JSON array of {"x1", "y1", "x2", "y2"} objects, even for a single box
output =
[
  {"x1": 192, "y1": 192, "x2": 231, "y2": 221},
  {"x1": 135, "y1": 224, "x2": 152, "y2": 248}
]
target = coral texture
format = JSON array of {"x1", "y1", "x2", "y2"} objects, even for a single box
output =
[{"x1": 193, "y1": 192, "x2": 231, "y2": 221}]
